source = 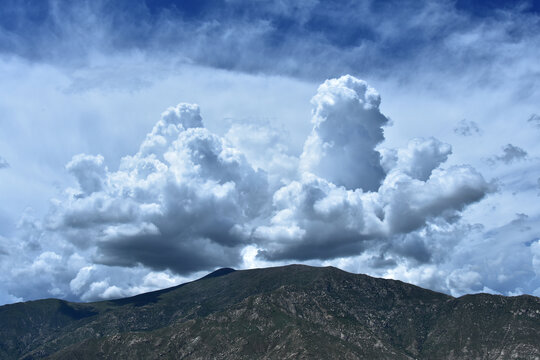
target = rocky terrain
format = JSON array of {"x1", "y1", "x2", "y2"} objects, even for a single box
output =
[{"x1": 1, "y1": 265, "x2": 539, "y2": 359}]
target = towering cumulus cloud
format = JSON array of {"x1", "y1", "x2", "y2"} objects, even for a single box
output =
[
  {"x1": 254, "y1": 76, "x2": 490, "y2": 261},
  {"x1": 300, "y1": 76, "x2": 388, "y2": 191},
  {"x1": 50, "y1": 103, "x2": 269, "y2": 274},
  {"x1": 0, "y1": 75, "x2": 495, "y2": 302}
]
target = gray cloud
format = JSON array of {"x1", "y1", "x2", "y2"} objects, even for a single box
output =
[
  {"x1": 0, "y1": 156, "x2": 9, "y2": 169},
  {"x1": 66, "y1": 154, "x2": 106, "y2": 195},
  {"x1": 528, "y1": 113, "x2": 540, "y2": 128},
  {"x1": 329, "y1": 213, "x2": 540, "y2": 297},
  {"x1": 445, "y1": 214, "x2": 540, "y2": 296},
  {"x1": 488, "y1": 144, "x2": 528, "y2": 164},
  {"x1": 454, "y1": 119, "x2": 481, "y2": 136}
]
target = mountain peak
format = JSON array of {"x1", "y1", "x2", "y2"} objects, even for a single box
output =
[{"x1": 200, "y1": 267, "x2": 236, "y2": 279}]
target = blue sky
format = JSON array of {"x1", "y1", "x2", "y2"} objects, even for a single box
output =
[{"x1": 0, "y1": 0, "x2": 539, "y2": 304}]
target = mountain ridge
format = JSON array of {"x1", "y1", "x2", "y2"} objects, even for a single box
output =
[{"x1": 1, "y1": 264, "x2": 539, "y2": 359}]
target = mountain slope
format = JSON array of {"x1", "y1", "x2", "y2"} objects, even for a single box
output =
[{"x1": 0, "y1": 265, "x2": 539, "y2": 359}]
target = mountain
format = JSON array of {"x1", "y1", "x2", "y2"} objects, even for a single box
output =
[{"x1": 0, "y1": 265, "x2": 539, "y2": 359}]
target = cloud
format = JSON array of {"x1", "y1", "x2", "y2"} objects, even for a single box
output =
[
  {"x1": 443, "y1": 213, "x2": 540, "y2": 297},
  {"x1": 255, "y1": 164, "x2": 490, "y2": 262},
  {"x1": 330, "y1": 213, "x2": 540, "y2": 297},
  {"x1": 380, "y1": 137, "x2": 452, "y2": 181},
  {"x1": 224, "y1": 121, "x2": 299, "y2": 187},
  {"x1": 300, "y1": 75, "x2": 388, "y2": 191},
  {"x1": 0, "y1": 100, "x2": 270, "y2": 302},
  {"x1": 66, "y1": 154, "x2": 106, "y2": 195},
  {"x1": 488, "y1": 144, "x2": 528, "y2": 164},
  {"x1": 69, "y1": 264, "x2": 187, "y2": 301},
  {"x1": 0, "y1": 156, "x2": 9, "y2": 169},
  {"x1": 446, "y1": 267, "x2": 484, "y2": 295},
  {"x1": 532, "y1": 239, "x2": 540, "y2": 278},
  {"x1": 254, "y1": 76, "x2": 490, "y2": 262},
  {"x1": 2, "y1": 0, "x2": 539, "y2": 84},
  {"x1": 45, "y1": 103, "x2": 269, "y2": 275},
  {"x1": 528, "y1": 113, "x2": 540, "y2": 128},
  {"x1": 454, "y1": 119, "x2": 481, "y2": 136}
]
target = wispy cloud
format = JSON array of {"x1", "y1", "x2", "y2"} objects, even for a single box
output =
[{"x1": 1, "y1": 0, "x2": 540, "y2": 83}]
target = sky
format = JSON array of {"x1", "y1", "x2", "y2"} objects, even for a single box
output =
[{"x1": 0, "y1": 0, "x2": 539, "y2": 304}]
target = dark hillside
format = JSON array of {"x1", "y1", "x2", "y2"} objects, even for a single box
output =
[{"x1": 0, "y1": 265, "x2": 538, "y2": 359}]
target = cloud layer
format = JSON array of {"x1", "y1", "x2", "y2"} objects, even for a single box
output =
[{"x1": 2, "y1": 0, "x2": 539, "y2": 83}]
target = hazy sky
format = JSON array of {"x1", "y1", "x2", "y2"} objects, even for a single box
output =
[{"x1": 1, "y1": 0, "x2": 539, "y2": 304}]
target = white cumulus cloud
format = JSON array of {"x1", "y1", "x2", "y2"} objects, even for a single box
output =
[
  {"x1": 47, "y1": 103, "x2": 269, "y2": 276},
  {"x1": 300, "y1": 75, "x2": 388, "y2": 191},
  {"x1": 253, "y1": 76, "x2": 491, "y2": 262}
]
